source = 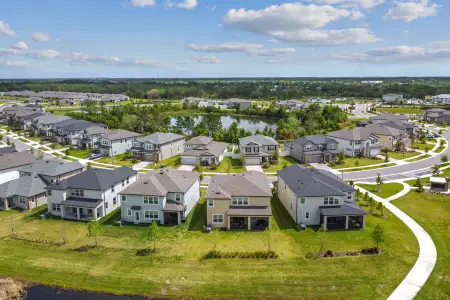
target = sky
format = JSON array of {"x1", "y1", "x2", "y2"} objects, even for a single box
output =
[{"x1": 1, "y1": 0, "x2": 449, "y2": 78}]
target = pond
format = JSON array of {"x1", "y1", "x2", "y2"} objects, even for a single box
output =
[{"x1": 170, "y1": 115, "x2": 278, "y2": 134}]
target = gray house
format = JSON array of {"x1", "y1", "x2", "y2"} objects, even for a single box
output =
[
  {"x1": 184, "y1": 136, "x2": 213, "y2": 149},
  {"x1": 31, "y1": 115, "x2": 72, "y2": 136},
  {"x1": 181, "y1": 139, "x2": 228, "y2": 165},
  {"x1": 46, "y1": 167, "x2": 138, "y2": 221},
  {"x1": 131, "y1": 132, "x2": 185, "y2": 162},
  {"x1": 97, "y1": 129, "x2": 142, "y2": 157},
  {"x1": 0, "y1": 152, "x2": 37, "y2": 185},
  {"x1": 238, "y1": 134, "x2": 279, "y2": 165},
  {"x1": 423, "y1": 108, "x2": 450, "y2": 124},
  {"x1": 18, "y1": 158, "x2": 85, "y2": 184},
  {"x1": 0, "y1": 175, "x2": 47, "y2": 211},
  {"x1": 290, "y1": 135, "x2": 339, "y2": 163},
  {"x1": 277, "y1": 164, "x2": 367, "y2": 231},
  {"x1": 77, "y1": 126, "x2": 109, "y2": 150},
  {"x1": 50, "y1": 119, "x2": 105, "y2": 145},
  {"x1": 120, "y1": 169, "x2": 200, "y2": 225}
]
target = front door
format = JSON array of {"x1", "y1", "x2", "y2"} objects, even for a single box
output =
[{"x1": 134, "y1": 211, "x2": 140, "y2": 223}]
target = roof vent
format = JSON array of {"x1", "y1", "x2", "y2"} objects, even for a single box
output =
[
  {"x1": 159, "y1": 169, "x2": 164, "y2": 174},
  {"x1": 46, "y1": 161, "x2": 49, "y2": 163},
  {"x1": 143, "y1": 181, "x2": 148, "y2": 184},
  {"x1": 215, "y1": 192, "x2": 220, "y2": 194}
]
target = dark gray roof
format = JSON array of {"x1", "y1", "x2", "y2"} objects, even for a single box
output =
[
  {"x1": 181, "y1": 141, "x2": 228, "y2": 158},
  {"x1": 55, "y1": 119, "x2": 100, "y2": 132},
  {"x1": 136, "y1": 132, "x2": 185, "y2": 145},
  {"x1": 85, "y1": 126, "x2": 109, "y2": 135},
  {"x1": 227, "y1": 206, "x2": 272, "y2": 216},
  {"x1": 100, "y1": 129, "x2": 141, "y2": 141},
  {"x1": 379, "y1": 120, "x2": 414, "y2": 130},
  {"x1": 0, "y1": 152, "x2": 36, "y2": 171},
  {"x1": 278, "y1": 164, "x2": 355, "y2": 197},
  {"x1": 185, "y1": 136, "x2": 213, "y2": 146},
  {"x1": 46, "y1": 167, "x2": 137, "y2": 191},
  {"x1": 239, "y1": 134, "x2": 279, "y2": 146},
  {"x1": 121, "y1": 169, "x2": 199, "y2": 196},
  {"x1": 326, "y1": 129, "x2": 376, "y2": 141},
  {"x1": 359, "y1": 124, "x2": 403, "y2": 137},
  {"x1": 293, "y1": 135, "x2": 336, "y2": 145},
  {"x1": 0, "y1": 175, "x2": 47, "y2": 198},
  {"x1": 206, "y1": 171, "x2": 271, "y2": 200},
  {"x1": 61, "y1": 197, "x2": 103, "y2": 208},
  {"x1": 34, "y1": 115, "x2": 71, "y2": 125},
  {"x1": 21, "y1": 112, "x2": 47, "y2": 120},
  {"x1": 18, "y1": 159, "x2": 84, "y2": 177},
  {"x1": 0, "y1": 146, "x2": 17, "y2": 155},
  {"x1": 163, "y1": 200, "x2": 184, "y2": 212},
  {"x1": 320, "y1": 202, "x2": 368, "y2": 216},
  {"x1": 370, "y1": 114, "x2": 408, "y2": 121}
]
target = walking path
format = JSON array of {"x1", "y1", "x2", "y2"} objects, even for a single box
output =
[{"x1": 355, "y1": 182, "x2": 437, "y2": 300}]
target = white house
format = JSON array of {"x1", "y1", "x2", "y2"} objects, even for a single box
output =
[
  {"x1": 0, "y1": 152, "x2": 36, "y2": 185},
  {"x1": 382, "y1": 93, "x2": 403, "y2": 103},
  {"x1": 97, "y1": 129, "x2": 142, "y2": 156},
  {"x1": 326, "y1": 129, "x2": 381, "y2": 157},
  {"x1": 431, "y1": 94, "x2": 450, "y2": 104}
]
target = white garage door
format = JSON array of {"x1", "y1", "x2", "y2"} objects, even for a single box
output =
[
  {"x1": 181, "y1": 156, "x2": 198, "y2": 165},
  {"x1": 245, "y1": 157, "x2": 261, "y2": 165}
]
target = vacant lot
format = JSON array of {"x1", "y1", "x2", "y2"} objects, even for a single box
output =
[
  {"x1": 356, "y1": 183, "x2": 405, "y2": 199},
  {"x1": 376, "y1": 107, "x2": 424, "y2": 114},
  {"x1": 0, "y1": 192, "x2": 418, "y2": 299}
]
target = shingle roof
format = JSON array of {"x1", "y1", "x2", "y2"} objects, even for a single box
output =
[
  {"x1": 163, "y1": 200, "x2": 185, "y2": 212},
  {"x1": 21, "y1": 112, "x2": 47, "y2": 120},
  {"x1": 359, "y1": 124, "x2": 403, "y2": 137},
  {"x1": 370, "y1": 114, "x2": 408, "y2": 121},
  {"x1": 136, "y1": 132, "x2": 185, "y2": 145},
  {"x1": 34, "y1": 115, "x2": 71, "y2": 125},
  {"x1": 59, "y1": 120, "x2": 102, "y2": 132},
  {"x1": 319, "y1": 203, "x2": 368, "y2": 216},
  {"x1": 0, "y1": 152, "x2": 36, "y2": 171},
  {"x1": 46, "y1": 167, "x2": 137, "y2": 191},
  {"x1": 227, "y1": 206, "x2": 272, "y2": 216},
  {"x1": 18, "y1": 158, "x2": 84, "y2": 177},
  {"x1": 0, "y1": 175, "x2": 47, "y2": 198},
  {"x1": 0, "y1": 146, "x2": 17, "y2": 155},
  {"x1": 239, "y1": 134, "x2": 279, "y2": 146},
  {"x1": 181, "y1": 141, "x2": 228, "y2": 158},
  {"x1": 85, "y1": 126, "x2": 109, "y2": 135},
  {"x1": 121, "y1": 169, "x2": 200, "y2": 196},
  {"x1": 292, "y1": 135, "x2": 336, "y2": 145},
  {"x1": 379, "y1": 120, "x2": 414, "y2": 130},
  {"x1": 61, "y1": 197, "x2": 103, "y2": 208},
  {"x1": 100, "y1": 129, "x2": 141, "y2": 141},
  {"x1": 185, "y1": 136, "x2": 213, "y2": 146},
  {"x1": 326, "y1": 129, "x2": 374, "y2": 141},
  {"x1": 278, "y1": 164, "x2": 354, "y2": 197},
  {"x1": 206, "y1": 171, "x2": 271, "y2": 200}
]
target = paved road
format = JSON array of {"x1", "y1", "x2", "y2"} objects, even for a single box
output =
[{"x1": 343, "y1": 130, "x2": 449, "y2": 182}]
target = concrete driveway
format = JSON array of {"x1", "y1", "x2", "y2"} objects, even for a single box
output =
[
  {"x1": 245, "y1": 165, "x2": 263, "y2": 172},
  {"x1": 178, "y1": 165, "x2": 195, "y2": 171}
]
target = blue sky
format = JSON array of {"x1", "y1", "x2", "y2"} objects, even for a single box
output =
[{"x1": 0, "y1": 0, "x2": 449, "y2": 78}]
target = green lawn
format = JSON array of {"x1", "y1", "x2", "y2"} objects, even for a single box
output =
[
  {"x1": 434, "y1": 145, "x2": 446, "y2": 153},
  {"x1": 97, "y1": 154, "x2": 139, "y2": 167},
  {"x1": 197, "y1": 157, "x2": 246, "y2": 173},
  {"x1": 48, "y1": 143, "x2": 66, "y2": 150},
  {"x1": 68, "y1": 149, "x2": 93, "y2": 159},
  {"x1": 392, "y1": 193, "x2": 450, "y2": 299},
  {"x1": 404, "y1": 177, "x2": 431, "y2": 187},
  {"x1": 263, "y1": 156, "x2": 302, "y2": 173},
  {"x1": 333, "y1": 157, "x2": 384, "y2": 169},
  {"x1": 386, "y1": 150, "x2": 421, "y2": 160},
  {"x1": 341, "y1": 163, "x2": 397, "y2": 173},
  {"x1": 0, "y1": 194, "x2": 418, "y2": 299},
  {"x1": 411, "y1": 143, "x2": 431, "y2": 151},
  {"x1": 146, "y1": 155, "x2": 180, "y2": 169},
  {"x1": 356, "y1": 183, "x2": 405, "y2": 199},
  {"x1": 407, "y1": 154, "x2": 432, "y2": 162},
  {"x1": 375, "y1": 107, "x2": 424, "y2": 114},
  {"x1": 26, "y1": 135, "x2": 42, "y2": 142}
]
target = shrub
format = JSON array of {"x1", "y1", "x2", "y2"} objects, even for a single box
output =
[
  {"x1": 323, "y1": 250, "x2": 334, "y2": 257},
  {"x1": 136, "y1": 248, "x2": 155, "y2": 256},
  {"x1": 202, "y1": 250, "x2": 279, "y2": 260},
  {"x1": 262, "y1": 162, "x2": 270, "y2": 169},
  {"x1": 233, "y1": 148, "x2": 239, "y2": 154},
  {"x1": 305, "y1": 252, "x2": 319, "y2": 259},
  {"x1": 209, "y1": 163, "x2": 218, "y2": 170}
]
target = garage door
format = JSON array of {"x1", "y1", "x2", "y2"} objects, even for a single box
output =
[
  {"x1": 181, "y1": 156, "x2": 198, "y2": 165},
  {"x1": 245, "y1": 157, "x2": 261, "y2": 165}
]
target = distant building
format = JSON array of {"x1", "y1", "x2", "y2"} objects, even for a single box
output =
[
  {"x1": 382, "y1": 93, "x2": 403, "y2": 104},
  {"x1": 309, "y1": 98, "x2": 330, "y2": 104},
  {"x1": 431, "y1": 94, "x2": 450, "y2": 104},
  {"x1": 361, "y1": 80, "x2": 383, "y2": 85}
]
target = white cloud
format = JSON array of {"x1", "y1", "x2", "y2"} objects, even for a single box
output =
[
  {"x1": 268, "y1": 39, "x2": 280, "y2": 43},
  {"x1": 310, "y1": 0, "x2": 384, "y2": 9},
  {"x1": 1, "y1": 60, "x2": 33, "y2": 69},
  {"x1": 383, "y1": 0, "x2": 439, "y2": 22},
  {"x1": 11, "y1": 41, "x2": 28, "y2": 50},
  {"x1": 261, "y1": 57, "x2": 287, "y2": 64},
  {"x1": 192, "y1": 55, "x2": 221, "y2": 64},
  {"x1": 27, "y1": 49, "x2": 61, "y2": 59},
  {"x1": 270, "y1": 28, "x2": 379, "y2": 45},
  {"x1": 350, "y1": 10, "x2": 365, "y2": 20},
  {"x1": 430, "y1": 40, "x2": 450, "y2": 47},
  {"x1": 167, "y1": 0, "x2": 198, "y2": 9},
  {"x1": 249, "y1": 48, "x2": 296, "y2": 56},
  {"x1": 0, "y1": 21, "x2": 16, "y2": 37},
  {"x1": 130, "y1": 0, "x2": 156, "y2": 7},
  {"x1": 187, "y1": 42, "x2": 263, "y2": 53},
  {"x1": 32, "y1": 32, "x2": 53, "y2": 42}
]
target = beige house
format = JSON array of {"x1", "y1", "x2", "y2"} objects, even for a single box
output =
[
  {"x1": 360, "y1": 124, "x2": 411, "y2": 151},
  {"x1": 205, "y1": 171, "x2": 272, "y2": 230}
]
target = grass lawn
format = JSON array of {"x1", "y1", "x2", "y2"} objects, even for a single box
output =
[
  {"x1": 197, "y1": 157, "x2": 246, "y2": 173},
  {"x1": 26, "y1": 136, "x2": 42, "y2": 142},
  {"x1": 88, "y1": 162, "x2": 116, "y2": 169},
  {"x1": 263, "y1": 156, "x2": 302, "y2": 173},
  {"x1": 404, "y1": 177, "x2": 431, "y2": 187},
  {"x1": 146, "y1": 155, "x2": 180, "y2": 169},
  {"x1": 341, "y1": 163, "x2": 397, "y2": 173},
  {"x1": 97, "y1": 154, "x2": 139, "y2": 167},
  {"x1": 407, "y1": 154, "x2": 432, "y2": 162},
  {"x1": 375, "y1": 107, "x2": 424, "y2": 114},
  {"x1": 386, "y1": 150, "x2": 421, "y2": 160},
  {"x1": 0, "y1": 193, "x2": 418, "y2": 299},
  {"x1": 356, "y1": 183, "x2": 405, "y2": 199},
  {"x1": 411, "y1": 142, "x2": 431, "y2": 151},
  {"x1": 434, "y1": 145, "x2": 446, "y2": 153},
  {"x1": 48, "y1": 143, "x2": 66, "y2": 150},
  {"x1": 391, "y1": 193, "x2": 450, "y2": 299},
  {"x1": 68, "y1": 149, "x2": 93, "y2": 159},
  {"x1": 333, "y1": 157, "x2": 384, "y2": 169}
]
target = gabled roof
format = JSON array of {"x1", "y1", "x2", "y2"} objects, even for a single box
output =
[
  {"x1": 326, "y1": 129, "x2": 375, "y2": 141},
  {"x1": 239, "y1": 134, "x2": 279, "y2": 146},
  {"x1": 370, "y1": 114, "x2": 408, "y2": 121},
  {"x1": 59, "y1": 120, "x2": 102, "y2": 132},
  {"x1": 206, "y1": 171, "x2": 271, "y2": 200},
  {"x1": 185, "y1": 136, "x2": 213, "y2": 146},
  {"x1": 359, "y1": 123, "x2": 403, "y2": 137},
  {"x1": 84, "y1": 126, "x2": 109, "y2": 135},
  {"x1": 21, "y1": 112, "x2": 47, "y2": 121},
  {"x1": 33, "y1": 115, "x2": 71, "y2": 125},
  {"x1": 136, "y1": 132, "x2": 185, "y2": 145},
  {"x1": 379, "y1": 120, "x2": 414, "y2": 130},
  {"x1": 181, "y1": 141, "x2": 228, "y2": 158},
  {"x1": 278, "y1": 164, "x2": 354, "y2": 197},
  {"x1": 100, "y1": 129, "x2": 141, "y2": 141},
  {"x1": 0, "y1": 152, "x2": 36, "y2": 171},
  {"x1": 46, "y1": 167, "x2": 137, "y2": 191},
  {"x1": 18, "y1": 158, "x2": 84, "y2": 177},
  {"x1": 0, "y1": 175, "x2": 47, "y2": 198},
  {"x1": 293, "y1": 135, "x2": 336, "y2": 146}
]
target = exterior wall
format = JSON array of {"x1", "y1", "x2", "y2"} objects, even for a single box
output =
[
  {"x1": 290, "y1": 143, "x2": 305, "y2": 162},
  {"x1": 277, "y1": 176, "x2": 297, "y2": 222},
  {"x1": 327, "y1": 137, "x2": 359, "y2": 157},
  {"x1": 297, "y1": 195, "x2": 344, "y2": 226},
  {"x1": 159, "y1": 139, "x2": 185, "y2": 161},
  {"x1": 120, "y1": 194, "x2": 165, "y2": 224},
  {"x1": 180, "y1": 156, "x2": 198, "y2": 165},
  {"x1": 47, "y1": 189, "x2": 68, "y2": 216},
  {"x1": 206, "y1": 199, "x2": 231, "y2": 228},
  {"x1": 110, "y1": 139, "x2": 135, "y2": 156},
  {"x1": 102, "y1": 173, "x2": 138, "y2": 216},
  {"x1": 12, "y1": 193, "x2": 47, "y2": 211},
  {"x1": 378, "y1": 135, "x2": 395, "y2": 150},
  {"x1": 183, "y1": 180, "x2": 200, "y2": 217}
]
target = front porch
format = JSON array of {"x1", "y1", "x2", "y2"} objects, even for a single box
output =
[
  {"x1": 60, "y1": 197, "x2": 104, "y2": 221},
  {"x1": 320, "y1": 203, "x2": 367, "y2": 231},
  {"x1": 162, "y1": 200, "x2": 184, "y2": 225},
  {"x1": 227, "y1": 206, "x2": 272, "y2": 230},
  {"x1": 0, "y1": 198, "x2": 13, "y2": 210}
]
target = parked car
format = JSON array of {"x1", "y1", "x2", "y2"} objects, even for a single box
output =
[
  {"x1": 425, "y1": 134, "x2": 434, "y2": 139},
  {"x1": 433, "y1": 133, "x2": 439, "y2": 138},
  {"x1": 87, "y1": 153, "x2": 102, "y2": 160}
]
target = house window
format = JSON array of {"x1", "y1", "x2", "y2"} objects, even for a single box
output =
[
  {"x1": 355, "y1": 141, "x2": 361, "y2": 145},
  {"x1": 350, "y1": 141, "x2": 353, "y2": 146},
  {"x1": 111, "y1": 186, "x2": 115, "y2": 193},
  {"x1": 245, "y1": 147, "x2": 252, "y2": 153},
  {"x1": 47, "y1": 189, "x2": 52, "y2": 196},
  {"x1": 144, "y1": 210, "x2": 159, "y2": 219},
  {"x1": 52, "y1": 204, "x2": 61, "y2": 212},
  {"x1": 305, "y1": 212, "x2": 310, "y2": 219},
  {"x1": 324, "y1": 197, "x2": 329, "y2": 205},
  {"x1": 334, "y1": 199, "x2": 339, "y2": 204},
  {"x1": 208, "y1": 200, "x2": 214, "y2": 207},
  {"x1": 113, "y1": 197, "x2": 117, "y2": 205},
  {"x1": 300, "y1": 198, "x2": 305, "y2": 204},
  {"x1": 126, "y1": 178, "x2": 130, "y2": 184},
  {"x1": 122, "y1": 181, "x2": 125, "y2": 187},
  {"x1": 19, "y1": 197, "x2": 26, "y2": 204},
  {"x1": 305, "y1": 145, "x2": 313, "y2": 151},
  {"x1": 175, "y1": 194, "x2": 181, "y2": 202},
  {"x1": 143, "y1": 196, "x2": 159, "y2": 205},
  {"x1": 121, "y1": 195, "x2": 127, "y2": 202},
  {"x1": 133, "y1": 142, "x2": 140, "y2": 147},
  {"x1": 232, "y1": 197, "x2": 249, "y2": 206},
  {"x1": 71, "y1": 189, "x2": 84, "y2": 197},
  {"x1": 212, "y1": 214, "x2": 224, "y2": 224},
  {"x1": 105, "y1": 202, "x2": 109, "y2": 209},
  {"x1": 127, "y1": 209, "x2": 132, "y2": 216}
]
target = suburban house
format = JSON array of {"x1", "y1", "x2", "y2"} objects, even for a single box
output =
[
  {"x1": 370, "y1": 114, "x2": 408, "y2": 124},
  {"x1": 97, "y1": 129, "x2": 142, "y2": 156},
  {"x1": 376, "y1": 120, "x2": 416, "y2": 142},
  {"x1": 431, "y1": 94, "x2": 450, "y2": 104},
  {"x1": 31, "y1": 115, "x2": 72, "y2": 136},
  {"x1": 223, "y1": 98, "x2": 252, "y2": 109},
  {"x1": 119, "y1": 169, "x2": 200, "y2": 225},
  {"x1": 131, "y1": 132, "x2": 185, "y2": 162},
  {"x1": 238, "y1": 134, "x2": 279, "y2": 165},
  {"x1": 277, "y1": 164, "x2": 367, "y2": 231},
  {"x1": 181, "y1": 138, "x2": 228, "y2": 165},
  {"x1": 19, "y1": 112, "x2": 47, "y2": 130},
  {"x1": 46, "y1": 167, "x2": 138, "y2": 221},
  {"x1": 326, "y1": 129, "x2": 380, "y2": 157},
  {"x1": 49, "y1": 119, "x2": 106, "y2": 145},
  {"x1": 18, "y1": 158, "x2": 85, "y2": 184},
  {"x1": 359, "y1": 124, "x2": 411, "y2": 151},
  {"x1": 382, "y1": 93, "x2": 403, "y2": 103},
  {"x1": 77, "y1": 126, "x2": 109, "y2": 150},
  {"x1": 0, "y1": 152, "x2": 36, "y2": 185},
  {"x1": 274, "y1": 99, "x2": 309, "y2": 110},
  {"x1": 0, "y1": 174, "x2": 47, "y2": 211},
  {"x1": 423, "y1": 108, "x2": 450, "y2": 124},
  {"x1": 206, "y1": 171, "x2": 272, "y2": 230},
  {"x1": 290, "y1": 135, "x2": 339, "y2": 163}
]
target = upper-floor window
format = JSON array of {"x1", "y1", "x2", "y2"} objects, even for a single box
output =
[
  {"x1": 305, "y1": 145, "x2": 313, "y2": 151},
  {"x1": 208, "y1": 199, "x2": 214, "y2": 207},
  {"x1": 253, "y1": 147, "x2": 259, "y2": 153},
  {"x1": 355, "y1": 141, "x2": 361, "y2": 145},
  {"x1": 144, "y1": 196, "x2": 159, "y2": 205},
  {"x1": 121, "y1": 195, "x2": 127, "y2": 202},
  {"x1": 145, "y1": 143, "x2": 152, "y2": 150},
  {"x1": 47, "y1": 189, "x2": 52, "y2": 196},
  {"x1": 175, "y1": 193, "x2": 181, "y2": 202},
  {"x1": 133, "y1": 142, "x2": 140, "y2": 147},
  {"x1": 71, "y1": 189, "x2": 84, "y2": 197},
  {"x1": 111, "y1": 186, "x2": 115, "y2": 193},
  {"x1": 126, "y1": 177, "x2": 130, "y2": 184},
  {"x1": 317, "y1": 145, "x2": 323, "y2": 150},
  {"x1": 328, "y1": 144, "x2": 336, "y2": 150},
  {"x1": 300, "y1": 198, "x2": 305, "y2": 204},
  {"x1": 232, "y1": 197, "x2": 249, "y2": 206},
  {"x1": 122, "y1": 181, "x2": 125, "y2": 187},
  {"x1": 245, "y1": 147, "x2": 252, "y2": 153},
  {"x1": 349, "y1": 141, "x2": 353, "y2": 146},
  {"x1": 267, "y1": 145, "x2": 276, "y2": 151}
]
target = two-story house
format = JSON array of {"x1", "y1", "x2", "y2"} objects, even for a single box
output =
[
  {"x1": 290, "y1": 135, "x2": 340, "y2": 163},
  {"x1": 360, "y1": 124, "x2": 411, "y2": 151},
  {"x1": 18, "y1": 158, "x2": 85, "y2": 184},
  {"x1": 238, "y1": 134, "x2": 279, "y2": 165},
  {"x1": 50, "y1": 119, "x2": 105, "y2": 145},
  {"x1": 31, "y1": 115, "x2": 72, "y2": 136},
  {"x1": 20, "y1": 112, "x2": 47, "y2": 130},
  {"x1": 423, "y1": 108, "x2": 450, "y2": 124},
  {"x1": 97, "y1": 129, "x2": 142, "y2": 157},
  {"x1": 277, "y1": 164, "x2": 367, "y2": 231},
  {"x1": 119, "y1": 169, "x2": 200, "y2": 225},
  {"x1": 326, "y1": 129, "x2": 380, "y2": 157},
  {"x1": 77, "y1": 126, "x2": 109, "y2": 150},
  {"x1": 184, "y1": 136, "x2": 213, "y2": 149},
  {"x1": 46, "y1": 167, "x2": 138, "y2": 221},
  {"x1": 181, "y1": 136, "x2": 228, "y2": 165},
  {"x1": 130, "y1": 132, "x2": 185, "y2": 162},
  {"x1": 206, "y1": 171, "x2": 272, "y2": 230}
]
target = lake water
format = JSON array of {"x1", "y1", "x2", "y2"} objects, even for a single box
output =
[{"x1": 170, "y1": 115, "x2": 278, "y2": 134}]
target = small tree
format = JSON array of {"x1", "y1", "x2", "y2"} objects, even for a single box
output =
[
  {"x1": 87, "y1": 162, "x2": 92, "y2": 169},
  {"x1": 415, "y1": 177, "x2": 424, "y2": 193},
  {"x1": 355, "y1": 159, "x2": 360, "y2": 170},
  {"x1": 65, "y1": 149, "x2": 70, "y2": 156},
  {"x1": 318, "y1": 224, "x2": 326, "y2": 254},
  {"x1": 50, "y1": 143, "x2": 57, "y2": 150},
  {"x1": 372, "y1": 225, "x2": 384, "y2": 250},
  {"x1": 384, "y1": 152, "x2": 389, "y2": 163},
  {"x1": 6, "y1": 138, "x2": 11, "y2": 145},
  {"x1": 432, "y1": 164, "x2": 440, "y2": 176},
  {"x1": 377, "y1": 202, "x2": 386, "y2": 217},
  {"x1": 425, "y1": 146, "x2": 429, "y2": 154},
  {"x1": 349, "y1": 180, "x2": 354, "y2": 187},
  {"x1": 355, "y1": 189, "x2": 361, "y2": 202},
  {"x1": 87, "y1": 218, "x2": 104, "y2": 247},
  {"x1": 442, "y1": 121, "x2": 447, "y2": 128},
  {"x1": 264, "y1": 225, "x2": 272, "y2": 252},
  {"x1": 11, "y1": 142, "x2": 15, "y2": 148},
  {"x1": 363, "y1": 191, "x2": 369, "y2": 205},
  {"x1": 368, "y1": 197, "x2": 376, "y2": 214},
  {"x1": 439, "y1": 129, "x2": 442, "y2": 134},
  {"x1": 144, "y1": 221, "x2": 159, "y2": 252},
  {"x1": 38, "y1": 151, "x2": 44, "y2": 159},
  {"x1": 272, "y1": 149, "x2": 279, "y2": 163},
  {"x1": 441, "y1": 154, "x2": 449, "y2": 163},
  {"x1": 337, "y1": 150, "x2": 345, "y2": 165},
  {"x1": 29, "y1": 147, "x2": 34, "y2": 155},
  {"x1": 375, "y1": 173, "x2": 383, "y2": 192}
]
